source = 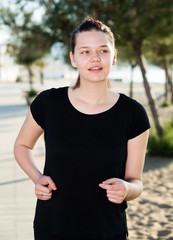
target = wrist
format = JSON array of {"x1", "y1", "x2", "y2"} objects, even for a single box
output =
[
  {"x1": 32, "y1": 171, "x2": 42, "y2": 184},
  {"x1": 124, "y1": 179, "x2": 143, "y2": 201},
  {"x1": 124, "y1": 180, "x2": 131, "y2": 200}
]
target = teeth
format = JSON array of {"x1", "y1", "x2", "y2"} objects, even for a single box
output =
[{"x1": 90, "y1": 67, "x2": 101, "y2": 70}]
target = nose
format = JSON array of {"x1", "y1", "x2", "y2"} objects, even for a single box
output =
[{"x1": 90, "y1": 51, "x2": 101, "y2": 62}]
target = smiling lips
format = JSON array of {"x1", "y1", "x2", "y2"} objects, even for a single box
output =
[{"x1": 88, "y1": 66, "x2": 103, "y2": 71}]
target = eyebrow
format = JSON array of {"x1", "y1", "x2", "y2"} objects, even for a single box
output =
[{"x1": 79, "y1": 45, "x2": 109, "y2": 49}]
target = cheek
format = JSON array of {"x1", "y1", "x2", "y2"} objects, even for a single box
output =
[
  {"x1": 103, "y1": 55, "x2": 114, "y2": 66},
  {"x1": 75, "y1": 56, "x2": 89, "y2": 68}
]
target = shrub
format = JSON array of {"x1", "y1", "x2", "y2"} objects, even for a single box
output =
[
  {"x1": 161, "y1": 101, "x2": 171, "y2": 108},
  {"x1": 24, "y1": 89, "x2": 38, "y2": 106},
  {"x1": 148, "y1": 121, "x2": 173, "y2": 157},
  {"x1": 27, "y1": 89, "x2": 38, "y2": 97}
]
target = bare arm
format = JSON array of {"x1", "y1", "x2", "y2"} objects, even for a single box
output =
[
  {"x1": 14, "y1": 109, "x2": 57, "y2": 200},
  {"x1": 99, "y1": 130, "x2": 149, "y2": 203},
  {"x1": 124, "y1": 129, "x2": 149, "y2": 201}
]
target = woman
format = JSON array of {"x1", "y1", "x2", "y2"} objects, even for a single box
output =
[{"x1": 14, "y1": 17, "x2": 150, "y2": 240}]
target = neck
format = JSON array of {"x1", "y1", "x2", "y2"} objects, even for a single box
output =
[{"x1": 73, "y1": 81, "x2": 110, "y2": 104}]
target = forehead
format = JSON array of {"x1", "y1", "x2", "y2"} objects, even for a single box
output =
[{"x1": 75, "y1": 30, "x2": 113, "y2": 48}]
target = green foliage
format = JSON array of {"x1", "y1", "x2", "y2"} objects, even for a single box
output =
[
  {"x1": 1, "y1": 0, "x2": 173, "y2": 66},
  {"x1": 6, "y1": 25, "x2": 51, "y2": 66},
  {"x1": 0, "y1": 4, "x2": 51, "y2": 66},
  {"x1": 148, "y1": 121, "x2": 173, "y2": 157},
  {"x1": 26, "y1": 88, "x2": 38, "y2": 97},
  {"x1": 161, "y1": 101, "x2": 171, "y2": 107}
]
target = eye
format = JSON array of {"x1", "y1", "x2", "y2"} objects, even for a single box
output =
[
  {"x1": 100, "y1": 49, "x2": 108, "y2": 53},
  {"x1": 81, "y1": 50, "x2": 89, "y2": 54}
]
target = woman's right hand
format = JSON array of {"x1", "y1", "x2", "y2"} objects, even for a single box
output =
[{"x1": 35, "y1": 175, "x2": 57, "y2": 200}]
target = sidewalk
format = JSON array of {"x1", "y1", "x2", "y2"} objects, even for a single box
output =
[
  {"x1": 0, "y1": 80, "x2": 72, "y2": 240},
  {"x1": 0, "y1": 82, "x2": 42, "y2": 240}
]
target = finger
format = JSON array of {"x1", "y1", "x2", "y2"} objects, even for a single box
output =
[
  {"x1": 38, "y1": 176, "x2": 57, "y2": 191},
  {"x1": 99, "y1": 183, "x2": 112, "y2": 190},
  {"x1": 36, "y1": 192, "x2": 52, "y2": 200},
  {"x1": 48, "y1": 183, "x2": 56, "y2": 192},
  {"x1": 36, "y1": 191, "x2": 52, "y2": 198},
  {"x1": 35, "y1": 184, "x2": 51, "y2": 194},
  {"x1": 46, "y1": 177, "x2": 57, "y2": 191},
  {"x1": 107, "y1": 193, "x2": 122, "y2": 199},
  {"x1": 41, "y1": 194, "x2": 52, "y2": 200},
  {"x1": 102, "y1": 178, "x2": 117, "y2": 184},
  {"x1": 99, "y1": 183, "x2": 120, "y2": 191},
  {"x1": 37, "y1": 195, "x2": 52, "y2": 201},
  {"x1": 108, "y1": 197, "x2": 123, "y2": 204},
  {"x1": 107, "y1": 189, "x2": 124, "y2": 195}
]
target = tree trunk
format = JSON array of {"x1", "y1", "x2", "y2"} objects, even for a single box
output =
[
  {"x1": 135, "y1": 48, "x2": 163, "y2": 136},
  {"x1": 163, "y1": 58, "x2": 173, "y2": 104},
  {"x1": 164, "y1": 66, "x2": 168, "y2": 102},
  {"x1": 129, "y1": 62, "x2": 137, "y2": 98},
  {"x1": 27, "y1": 66, "x2": 33, "y2": 90},
  {"x1": 40, "y1": 69, "x2": 44, "y2": 85}
]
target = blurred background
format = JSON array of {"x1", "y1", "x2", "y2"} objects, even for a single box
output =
[{"x1": 0, "y1": 0, "x2": 173, "y2": 239}]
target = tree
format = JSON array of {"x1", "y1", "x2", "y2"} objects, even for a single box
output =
[
  {"x1": 144, "y1": 36, "x2": 173, "y2": 104},
  {"x1": 117, "y1": 46, "x2": 137, "y2": 98},
  {"x1": 0, "y1": 7, "x2": 51, "y2": 89},
  {"x1": 34, "y1": 59, "x2": 47, "y2": 85},
  {"x1": 85, "y1": 0, "x2": 172, "y2": 136}
]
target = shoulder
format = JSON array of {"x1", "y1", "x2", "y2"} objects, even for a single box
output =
[
  {"x1": 39, "y1": 86, "x2": 68, "y2": 97},
  {"x1": 31, "y1": 86, "x2": 68, "y2": 110},
  {"x1": 30, "y1": 86, "x2": 68, "y2": 128},
  {"x1": 35, "y1": 86, "x2": 68, "y2": 102},
  {"x1": 120, "y1": 94, "x2": 150, "y2": 139},
  {"x1": 120, "y1": 93, "x2": 147, "y2": 113}
]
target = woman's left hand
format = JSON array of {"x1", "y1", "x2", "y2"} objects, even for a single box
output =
[{"x1": 99, "y1": 178, "x2": 128, "y2": 204}]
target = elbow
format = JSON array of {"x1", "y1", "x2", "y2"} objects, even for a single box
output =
[
  {"x1": 13, "y1": 138, "x2": 21, "y2": 157},
  {"x1": 13, "y1": 140, "x2": 21, "y2": 162},
  {"x1": 13, "y1": 139, "x2": 32, "y2": 161}
]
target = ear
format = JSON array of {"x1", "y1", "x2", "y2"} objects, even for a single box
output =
[
  {"x1": 112, "y1": 49, "x2": 117, "y2": 65},
  {"x1": 70, "y1": 51, "x2": 77, "y2": 68}
]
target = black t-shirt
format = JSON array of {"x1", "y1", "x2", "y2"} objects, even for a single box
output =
[{"x1": 30, "y1": 86, "x2": 150, "y2": 240}]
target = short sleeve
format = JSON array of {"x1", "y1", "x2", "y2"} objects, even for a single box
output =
[
  {"x1": 127, "y1": 101, "x2": 150, "y2": 140},
  {"x1": 30, "y1": 90, "x2": 48, "y2": 129}
]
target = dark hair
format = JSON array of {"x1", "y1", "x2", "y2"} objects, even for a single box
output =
[{"x1": 71, "y1": 17, "x2": 115, "y2": 89}]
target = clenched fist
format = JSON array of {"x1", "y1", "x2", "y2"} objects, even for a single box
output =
[
  {"x1": 99, "y1": 178, "x2": 128, "y2": 204},
  {"x1": 35, "y1": 175, "x2": 57, "y2": 200}
]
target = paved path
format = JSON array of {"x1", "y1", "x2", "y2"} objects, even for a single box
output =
[
  {"x1": 0, "y1": 81, "x2": 69, "y2": 240},
  {"x1": 0, "y1": 82, "x2": 40, "y2": 240}
]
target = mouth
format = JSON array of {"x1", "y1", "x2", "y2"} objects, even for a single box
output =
[{"x1": 88, "y1": 66, "x2": 103, "y2": 71}]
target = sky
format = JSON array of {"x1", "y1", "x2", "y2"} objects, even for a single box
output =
[{"x1": 0, "y1": 27, "x2": 10, "y2": 45}]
